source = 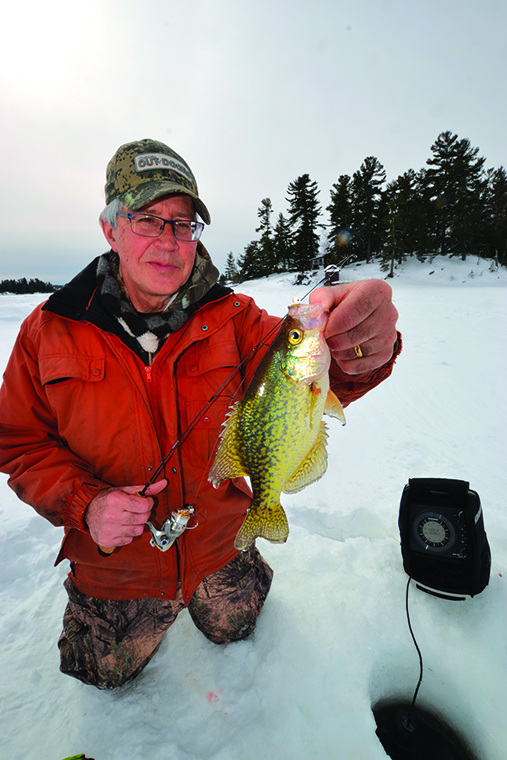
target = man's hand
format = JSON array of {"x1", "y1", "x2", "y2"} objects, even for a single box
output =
[
  {"x1": 85, "y1": 479, "x2": 167, "y2": 548},
  {"x1": 309, "y1": 279, "x2": 399, "y2": 375}
]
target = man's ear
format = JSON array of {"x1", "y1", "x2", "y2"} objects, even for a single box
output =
[{"x1": 101, "y1": 219, "x2": 119, "y2": 253}]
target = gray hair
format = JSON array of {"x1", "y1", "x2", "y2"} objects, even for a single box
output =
[
  {"x1": 99, "y1": 198, "x2": 122, "y2": 229},
  {"x1": 99, "y1": 195, "x2": 203, "y2": 230}
]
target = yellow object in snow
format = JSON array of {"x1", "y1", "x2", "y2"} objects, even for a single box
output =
[{"x1": 209, "y1": 302, "x2": 345, "y2": 550}]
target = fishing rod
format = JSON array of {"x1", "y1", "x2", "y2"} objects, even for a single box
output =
[
  {"x1": 139, "y1": 274, "x2": 327, "y2": 496},
  {"x1": 139, "y1": 319, "x2": 282, "y2": 495},
  {"x1": 99, "y1": 275, "x2": 327, "y2": 555}
]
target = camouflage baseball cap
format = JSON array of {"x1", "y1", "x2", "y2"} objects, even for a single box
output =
[{"x1": 105, "y1": 139, "x2": 211, "y2": 224}]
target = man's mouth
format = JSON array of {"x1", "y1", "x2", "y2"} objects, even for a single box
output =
[{"x1": 148, "y1": 261, "x2": 178, "y2": 272}]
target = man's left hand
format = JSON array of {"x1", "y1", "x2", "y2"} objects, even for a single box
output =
[{"x1": 309, "y1": 279, "x2": 399, "y2": 375}]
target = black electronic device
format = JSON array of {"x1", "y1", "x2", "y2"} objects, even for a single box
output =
[{"x1": 399, "y1": 478, "x2": 490, "y2": 600}]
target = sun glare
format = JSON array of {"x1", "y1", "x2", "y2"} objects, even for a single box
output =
[{"x1": 2, "y1": 3, "x2": 103, "y2": 105}]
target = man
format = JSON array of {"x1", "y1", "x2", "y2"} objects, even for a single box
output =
[{"x1": 0, "y1": 139, "x2": 400, "y2": 689}]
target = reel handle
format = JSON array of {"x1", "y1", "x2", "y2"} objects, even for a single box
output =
[{"x1": 98, "y1": 545, "x2": 115, "y2": 556}]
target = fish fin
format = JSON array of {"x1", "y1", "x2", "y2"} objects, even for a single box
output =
[
  {"x1": 324, "y1": 389, "x2": 346, "y2": 425},
  {"x1": 309, "y1": 381, "x2": 323, "y2": 425},
  {"x1": 283, "y1": 421, "x2": 329, "y2": 494},
  {"x1": 234, "y1": 502, "x2": 289, "y2": 550},
  {"x1": 209, "y1": 404, "x2": 248, "y2": 485}
]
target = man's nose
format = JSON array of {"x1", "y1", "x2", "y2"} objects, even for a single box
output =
[{"x1": 156, "y1": 222, "x2": 179, "y2": 246}]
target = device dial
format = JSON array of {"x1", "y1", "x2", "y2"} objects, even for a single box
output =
[
  {"x1": 419, "y1": 516, "x2": 450, "y2": 547},
  {"x1": 411, "y1": 510, "x2": 457, "y2": 553}
]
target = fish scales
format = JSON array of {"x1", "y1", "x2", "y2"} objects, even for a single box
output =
[{"x1": 209, "y1": 302, "x2": 345, "y2": 550}]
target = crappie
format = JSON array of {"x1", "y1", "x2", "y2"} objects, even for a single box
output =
[{"x1": 209, "y1": 301, "x2": 345, "y2": 550}]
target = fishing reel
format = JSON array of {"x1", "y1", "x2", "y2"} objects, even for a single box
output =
[{"x1": 147, "y1": 505, "x2": 195, "y2": 552}]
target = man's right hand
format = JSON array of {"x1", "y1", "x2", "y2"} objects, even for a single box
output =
[{"x1": 84, "y1": 479, "x2": 167, "y2": 548}]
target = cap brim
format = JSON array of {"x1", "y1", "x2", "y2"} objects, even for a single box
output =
[{"x1": 119, "y1": 181, "x2": 211, "y2": 225}]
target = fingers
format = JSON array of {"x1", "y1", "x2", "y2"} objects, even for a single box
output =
[
  {"x1": 85, "y1": 479, "x2": 167, "y2": 548},
  {"x1": 327, "y1": 297, "x2": 398, "y2": 374},
  {"x1": 121, "y1": 479, "x2": 168, "y2": 498},
  {"x1": 309, "y1": 280, "x2": 398, "y2": 375},
  {"x1": 144, "y1": 479, "x2": 168, "y2": 495},
  {"x1": 310, "y1": 279, "x2": 394, "y2": 337},
  {"x1": 329, "y1": 333, "x2": 398, "y2": 375}
]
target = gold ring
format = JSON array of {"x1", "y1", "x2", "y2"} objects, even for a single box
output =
[{"x1": 353, "y1": 344, "x2": 364, "y2": 358}]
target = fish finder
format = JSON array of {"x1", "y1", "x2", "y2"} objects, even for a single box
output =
[{"x1": 399, "y1": 478, "x2": 490, "y2": 600}]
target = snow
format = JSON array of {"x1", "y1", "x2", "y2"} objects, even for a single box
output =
[{"x1": 1, "y1": 255, "x2": 506, "y2": 760}]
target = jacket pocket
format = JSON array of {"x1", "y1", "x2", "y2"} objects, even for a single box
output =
[
  {"x1": 39, "y1": 355, "x2": 109, "y2": 455},
  {"x1": 40, "y1": 354, "x2": 105, "y2": 386}
]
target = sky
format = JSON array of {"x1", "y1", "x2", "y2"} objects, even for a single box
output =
[{"x1": 1, "y1": 0, "x2": 506, "y2": 284}]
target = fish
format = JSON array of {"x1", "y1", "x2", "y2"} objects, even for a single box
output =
[{"x1": 209, "y1": 301, "x2": 346, "y2": 550}]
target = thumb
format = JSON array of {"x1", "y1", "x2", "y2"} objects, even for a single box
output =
[
  {"x1": 121, "y1": 479, "x2": 168, "y2": 497},
  {"x1": 143, "y1": 479, "x2": 168, "y2": 496},
  {"x1": 309, "y1": 286, "x2": 339, "y2": 311}
]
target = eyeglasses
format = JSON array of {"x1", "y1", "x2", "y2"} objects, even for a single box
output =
[{"x1": 117, "y1": 211, "x2": 204, "y2": 241}]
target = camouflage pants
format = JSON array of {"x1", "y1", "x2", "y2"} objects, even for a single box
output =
[{"x1": 58, "y1": 546, "x2": 273, "y2": 690}]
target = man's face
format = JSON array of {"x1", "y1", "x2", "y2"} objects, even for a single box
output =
[{"x1": 102, "y1": 194, "x2": 198, "y2": 312}]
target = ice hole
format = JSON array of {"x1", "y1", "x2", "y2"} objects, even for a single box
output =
[
  {"x1": 372, "y1": 699, "x2": 477, "y2": 760},
  {"x1": 369, "y1": 655, "x2": 480, "y2": 760}
]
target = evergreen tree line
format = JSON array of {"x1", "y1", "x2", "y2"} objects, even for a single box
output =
[
  {"x1": 0, "y1": 278, "x2": 57, "y2": 294},
  {"x1": 223, "y1": 131, "x2": 507, "y2": 283}
]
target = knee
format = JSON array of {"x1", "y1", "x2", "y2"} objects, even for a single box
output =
[
  {"x1": 199, "y1": 617, "x2": 257, "y2": 645},
  {"x1": 59, "y1": 631, "x2": 143, "y2": 689}
]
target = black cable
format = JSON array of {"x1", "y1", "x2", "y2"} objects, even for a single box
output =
[{"x1": 405, "y1": 576, "x2": 424, "y2": 728}]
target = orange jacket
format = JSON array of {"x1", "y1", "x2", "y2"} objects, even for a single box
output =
[{"x1": 0, "y1": 259, "x2": 400, "y2": 602}]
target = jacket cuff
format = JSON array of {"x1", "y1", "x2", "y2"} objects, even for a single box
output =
[{"x1": 65, "y1": 480, "x2": 107, "y2": 532}]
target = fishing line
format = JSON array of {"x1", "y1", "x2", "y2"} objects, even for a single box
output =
[
  {"x1": 404, "y1": 576, "x2": 424, "y2": 729},
  {"x1": 299, "y1": 275, "x2": 327, "y2": 301}
]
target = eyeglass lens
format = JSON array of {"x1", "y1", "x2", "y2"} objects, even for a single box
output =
[{"x1": 126, "y1": 213, "x2": 203, "y2": 241}]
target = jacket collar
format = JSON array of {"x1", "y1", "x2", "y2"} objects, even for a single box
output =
[{"x1": 42, "y1": 255, "x2": 233, "y2": 362}]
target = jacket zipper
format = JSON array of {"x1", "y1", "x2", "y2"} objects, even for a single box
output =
[{"x1": 145, "y1": 352, "x2": 153, "y2": 382}]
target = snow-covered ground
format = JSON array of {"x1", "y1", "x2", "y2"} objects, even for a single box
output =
[{"x1": 1, "y1": 255, "x2": 506, "y2": 760}]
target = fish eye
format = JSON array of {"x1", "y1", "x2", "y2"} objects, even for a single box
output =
[{"x1": 288, "y1": 328, "x2": 303, "y2": 345}]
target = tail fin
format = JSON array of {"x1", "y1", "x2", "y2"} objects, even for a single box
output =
[{"x1": 234, "y1": 502, "x2": 289, "y2": 550}]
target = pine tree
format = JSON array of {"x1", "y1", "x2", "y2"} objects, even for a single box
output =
[
  {"x1": 484, "y1": 166, "x2": 507, "y2": 265},
  {"x1": 286, "y1": 174, "x2": 322, "y2": 271},
  {"x1": 412, "y1": 168, "x2": 441, "y2": 258},
  {"x1": 272, "y1": 213, "x2": 292, "y2": 272},
  {"x1": 255, "y1": 198, "x2": 276, "y2": 274},
  {"x1": 224, "y1": 252, "x2": 241, "y2": 283},
  {"x1": 425, "y1": 131, "x2": 486, "y2": 259},
  {"x1": 381, "y1": 169, "x2": 434, "y2": 271},
  {"x1": 326, "y1": 175, "x2": 353, "y2": 263},
  {"x1": 238, "y1": 198, "x2": 277, "y2": 281},
  {"x1": 351, "y1": 157, "x2": 386, "y2": 262},
  {"x1": 381, "y1": 179, "x2": 403, "y2": 276},
  {"x1": 238, "y1": 240, "x2": 263, "y2": 281}
]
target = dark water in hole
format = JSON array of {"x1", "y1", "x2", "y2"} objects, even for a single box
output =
[{"x1": 372, "y1": 700, "x2": 478, "y2": 760}]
